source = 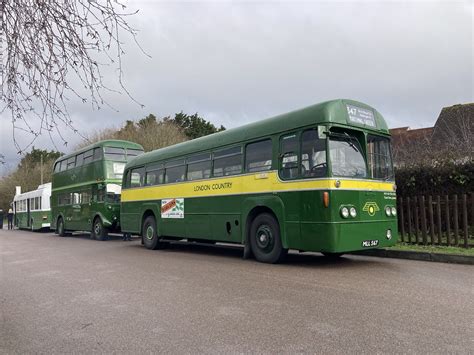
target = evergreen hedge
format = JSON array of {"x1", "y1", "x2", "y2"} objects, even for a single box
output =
[{"x1": 395, "y1": 161, "x2": 474, "y2": 197}]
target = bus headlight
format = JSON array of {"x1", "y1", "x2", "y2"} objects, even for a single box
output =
[
  {"x1": 349, "y1": 207, "x2": 357, "y2": 218},
  {"x1": 340, "y1": 207, "x2": 349, "y2": 218},
  {"x1": 385, "y1": 206, "x2": 392, "y2": 216},
  {"x1": 391, "y1": 207, "x2": 397, "y2": 216}
]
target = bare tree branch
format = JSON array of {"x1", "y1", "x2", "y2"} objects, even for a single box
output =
[{"x1": 0, "y1": 0, "x2": 147, "y2": 158}]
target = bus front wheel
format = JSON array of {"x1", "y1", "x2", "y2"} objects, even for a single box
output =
[
  {"x1": 142, "y1": 216, "x2": 166, "y2": 250},
  {"x1": 92, "y1": 217, "x2": 108, "y2": 241},
  {"x1": 250, "y1": 213, "x2": 287, "y2": 264},
  {"x1": 57, "y1": 217, "x2": 66, "y2": 237}
]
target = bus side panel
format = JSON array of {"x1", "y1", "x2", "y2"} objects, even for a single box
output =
[
  {"x1": 121, "y1": 200, "x2": 145, "y2": 234},
  {"x1": 274, "y1": 191, "x2": 301, "y2": 250},
  {"x1": 16, "y1": 212, "x2": 28, "y2": 229},
  {"x1": 205, "y1": 195, "x2": 241, "y2": 242}
]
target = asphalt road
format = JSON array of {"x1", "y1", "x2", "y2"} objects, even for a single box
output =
[{"x1": 1, "y1": 228, "x2": 473, "y2": 354}]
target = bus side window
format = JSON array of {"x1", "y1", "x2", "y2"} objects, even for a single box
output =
[
  {"x1": 83, "y1": 149, "x2": 94, "y2": 164},
  {"x1": 130, "y1": 167, "x2": 145, "y2": 188},
  {"x1": 54, "y1": 162, "x2": 60, "y2": 172},
  {"x1": 67, "y1": 156, "x2": 76, "y2": 170},
  {"x1": 76, "y1": 153, "x2": 84, "y2": 167},
  {"x1": 145, "y1": 169, "x2": 164, "y2": 186},
  {"x1": 187, "y1": 153, "x2": 211, "y2": 181},
  {"x1": 145, "y1": 163, "x2": 164, "y2": 186},
  {"x1": 59, "y1": 160, "x2": 67, "y2": 172},
  {"x1": 301, "y1": 129, "x2": 327, "y2": 178},
  {"x1": 245, "y1": 139, "x2": 272, "y2": 173},
  {"x1": 73, "y1": 193, "x2": 81, "y2": 205},
  {"x1": 279, "y1": 134, "x2": 299, "y2": 180},
  {"x1": 164, "y1": 160, "x2": 185, "y2": 183},
  {"x1": 93, "y1": 147, "x2": 103, "y2": 161},
  {"x1": 81, "y1": 191, "x2": 91, "y2": 204},
  {"x1": 213, "y1": 146, "x2": 242, "y2": 177}
]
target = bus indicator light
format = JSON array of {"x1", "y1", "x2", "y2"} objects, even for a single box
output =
[{"x1": 323, "y1": 192, "x2": 329, "y2": 208}]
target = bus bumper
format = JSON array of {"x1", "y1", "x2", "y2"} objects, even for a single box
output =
[{"x1": 295, "y1": 220, "x2": 398, "y2": 253}]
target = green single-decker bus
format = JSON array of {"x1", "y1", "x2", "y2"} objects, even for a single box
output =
[{"x1": 121, "y1": 99, "x2": 398, "y2": 263}]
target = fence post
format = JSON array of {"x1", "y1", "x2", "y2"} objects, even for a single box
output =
[
  {"x1": 420, "y1": 196, "x2": 428, "y2": 245},
  {"x1": 471, "y1": 193, "x2": 474, "y2": 229},
  {"x1": 407, "y1": 197, "x2": 412, "y2": 244},
  {"x1": 436, "y1": 196, "x2": 442, "y2": 245},
  {"x1": 414, "y1": 196, "x2": 419, "y2": 244},
  {"x1": 445, "y1": 195, "x2": 451, "y2": 246},
  {"x1": 453, "y1": 194, "x2": 459, "y2": 246},
  {"x1": 399, "y1": 197, "x2": 405, "y2": 242},
  {"x1": 428, "y1": 195, "x2": 435, "y2": 245},
  {"x1": 462, "y1": 194, "x2": 468, "y2": 248}
]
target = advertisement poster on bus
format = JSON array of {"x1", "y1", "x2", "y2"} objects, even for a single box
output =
[{"x1": 161, "y1": 198, "x2": 184, "y2": 218}]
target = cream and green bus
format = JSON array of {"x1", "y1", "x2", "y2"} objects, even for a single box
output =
[{"x1": 13, "y1": 183, "x2": 52, "y2": 230}]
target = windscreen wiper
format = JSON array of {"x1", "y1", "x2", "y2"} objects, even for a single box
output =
[{"x1": 328, "y1": 132, "x2": 359, "y2": 152}]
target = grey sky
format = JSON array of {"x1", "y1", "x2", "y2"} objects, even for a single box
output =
[{"x1": 0, "y1": 0, "x2": 472, "y2": 174}]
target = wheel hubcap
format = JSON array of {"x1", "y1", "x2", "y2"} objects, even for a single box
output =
[
  {"x1": 146, "y1": 225, "x2": 154, "y2": 240},
  {"x1": 256, "y1": 225, "x2": 274, "y2": 252},
  {"x1": 95, "y1": 223, "x2": 100, "y2": 235}
]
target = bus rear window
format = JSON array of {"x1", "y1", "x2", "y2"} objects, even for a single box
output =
[
  {"x1": 104, "y1": 147, "x2": 126, "y2": 161},
  {"x1": 127, "y1": 148, "x2": 144, "y2": 158}
]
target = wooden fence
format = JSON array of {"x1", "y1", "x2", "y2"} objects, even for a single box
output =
[{"x1": 397, "y1": 194, "x2": 473, "y2": 248}]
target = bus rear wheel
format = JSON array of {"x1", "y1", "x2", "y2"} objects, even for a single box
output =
[
  {"x1": 57, "y1": 217, "x2": 66, "y2": 237},
  {"x1": 92, "y1": 217, "x2": 108, "y2": 241},
  {"x1": 250, "y1": 213, "x2": 287, "y2": 264},
  {"x1": 142, "y1": 216, "x2": 166, "y2": 250}
]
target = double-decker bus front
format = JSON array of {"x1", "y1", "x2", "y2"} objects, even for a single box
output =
[{"x1": 92, "y1": 145, "x2": 145, "y2": 237}]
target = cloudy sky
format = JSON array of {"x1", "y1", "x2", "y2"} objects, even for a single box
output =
[{"x1": 0, "y1": 0, "x2": 472, "y2": 174}]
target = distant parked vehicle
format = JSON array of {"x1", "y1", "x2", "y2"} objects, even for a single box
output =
[
  {"x1": 13, "y1": 183, "x2": 52, "y2": 231},
  {"x1": 50, "y1": 140, "x2": 144, "y2": 240}
]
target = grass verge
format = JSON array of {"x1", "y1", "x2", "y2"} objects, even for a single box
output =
[{"x1": 388, "y1": 242, "x2": 474, "y2": 256}]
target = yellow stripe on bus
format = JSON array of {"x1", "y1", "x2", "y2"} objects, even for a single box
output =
[{"x1": 121, "y1": 171, "x2": 395, "y2": 202}]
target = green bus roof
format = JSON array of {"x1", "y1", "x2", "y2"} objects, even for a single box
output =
[
  {"x1": 128, "y1": 99, "x2": 390, "y2": 167},
  {"x1": 54, "y1": 139, "x2": 144, "y2": 164}
]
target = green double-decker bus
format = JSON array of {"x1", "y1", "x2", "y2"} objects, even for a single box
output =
[
  {"x1": 51, "y1": 140, "x2": 144, "y2": 240},
  {"x1": 121, "y1": 99, "x2": 398, "y2": 263},
  {"x1": 13, "y1": 183, "x2": 52, "y2": 231}
]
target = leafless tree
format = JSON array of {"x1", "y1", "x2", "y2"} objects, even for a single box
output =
[
  {"x1": 75, "y1": 116, "x2": 188, "y2": 152},
  {"x1": 0, "y1": 0, "x2": 146, "y2": 163},
  {"x1": 432, "y1": 104, "x2": 474, "y2": 160}
]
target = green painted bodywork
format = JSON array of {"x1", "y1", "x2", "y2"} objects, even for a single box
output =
[
  {"x1": 15, "y1": 210, "x2": 52, "y2": 231},
  {"x1": 122, "y1": 100, "x2": 398, "y2": 253},
  {"x1": 131, "y1": 99, "x2": 389, "y2": 166},
  {"x1": 51, "y1": 140, "x2": 143, "y2": 233}
]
